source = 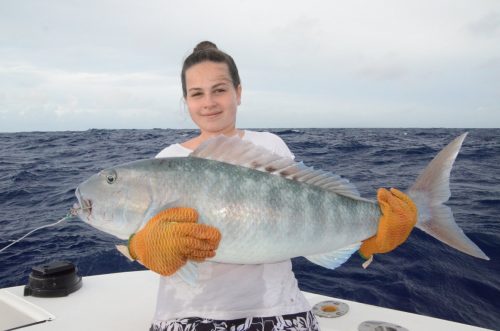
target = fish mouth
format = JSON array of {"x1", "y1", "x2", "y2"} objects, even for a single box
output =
[
  {"x1": 80, "y1": 199, "x2": 93, "y2": 216},
  {"x1": 75, "y1": 187, "x2": 92, "y2": 219}
]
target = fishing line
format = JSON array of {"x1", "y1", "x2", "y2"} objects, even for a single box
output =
[{"x1": 0, "y1": 207, "x2": 85, "y2": 253}]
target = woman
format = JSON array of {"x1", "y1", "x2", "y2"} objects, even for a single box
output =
[{"x1": 129, "y1": 41, "x2": 417, "y2": 331}]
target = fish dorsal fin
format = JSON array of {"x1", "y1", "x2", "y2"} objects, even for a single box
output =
[{"x1": 191, "y1": 135, "x2": 362, "y2": 199}]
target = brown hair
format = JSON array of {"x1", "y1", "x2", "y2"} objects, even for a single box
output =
[{"x1": 181, "y1": 41, "x2": 241, "y2": 97}]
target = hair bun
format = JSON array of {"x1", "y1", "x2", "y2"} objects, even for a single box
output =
[{"x1": 194, "y1": 41, "x2": 218, "y2": 52}]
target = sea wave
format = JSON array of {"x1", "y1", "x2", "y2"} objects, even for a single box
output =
[{"x1": 0, "y1": 128, "x2": 498, "y2": 329}]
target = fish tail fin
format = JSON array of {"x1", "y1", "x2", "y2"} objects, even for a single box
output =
[{"x1": 407, "y1": 132, "x2": 489, "y2": 260}]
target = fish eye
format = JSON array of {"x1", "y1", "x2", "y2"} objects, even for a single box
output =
[{"x1": 102, "y1": 170, "x2": 118, "y2": 184}]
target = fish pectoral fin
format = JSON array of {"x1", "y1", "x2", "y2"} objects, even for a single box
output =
[
  {"x1": 305, "y1": 243, "x2": 361, "y2": 270},
  {"x1": 116, "y1": 244, "x2": 134, "y2": 261},
  {"x1": 176, "y1": 261, "x2": 199, "y2": 286},
  {"x1": 140, "y1": 199, "x2": 189, "y2": 229}
]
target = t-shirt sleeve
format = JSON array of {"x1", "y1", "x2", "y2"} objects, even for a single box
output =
[
  {"x1": 254, "y1": 132, "x2": 295, "y2": 160},
  {"x1": 271, "y1": 135, "x2": 295, "y2": 160},
  {"x1": 155, "y1": 144, "x2": 191, "y2": 158}
]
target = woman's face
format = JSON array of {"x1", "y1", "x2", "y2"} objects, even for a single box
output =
[{"x1": 185, "y1": 61, "x2": 242, "y2": 136}]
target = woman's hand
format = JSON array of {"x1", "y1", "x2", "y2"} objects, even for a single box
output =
[
  {"x1": 359, "y1": 188, "x2": 417, "y2": 265},
  {"x1": 128, "y1": 207, "x2": 221, "y2": 276}
]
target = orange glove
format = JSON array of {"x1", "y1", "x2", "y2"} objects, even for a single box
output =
[
  {"x1": 129, "y1": 207, "x2": 221, "y2": 276},
  {"x1": 359, "y1": 188, "x2": 417, "y2": 264}
]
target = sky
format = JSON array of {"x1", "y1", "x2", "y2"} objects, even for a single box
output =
[{"x1": 0, "y1": 0, "x2": 499, "y2": 132}]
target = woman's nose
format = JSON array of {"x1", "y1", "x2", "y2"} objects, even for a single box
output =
[{"x1": 202, "y1": 94, "x2": 216, "y2": 108}]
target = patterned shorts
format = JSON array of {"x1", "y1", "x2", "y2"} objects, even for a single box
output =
[{"x1": 150, "y1": 311, "x2": 320, "y2": 331}]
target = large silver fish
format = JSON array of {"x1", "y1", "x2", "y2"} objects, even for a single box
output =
[{"x1": 75, "y1": 133, "x2": 489, "y2": 283}]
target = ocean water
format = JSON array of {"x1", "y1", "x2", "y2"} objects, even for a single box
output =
[{"x1": 0, "y1": 128, "x2": 498, "y2": 330}]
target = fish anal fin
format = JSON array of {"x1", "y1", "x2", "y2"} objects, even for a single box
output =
[{"x1": 305, "y1": 243, "x2": 361, "y2": 270}]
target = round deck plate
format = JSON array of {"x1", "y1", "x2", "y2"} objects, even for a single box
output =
[
  {"x1": 358, "y1": 320, "x2": 409, "y2": 331},
  {"x1": 312, "y1": 300, "x2": 349, "y2": 318}
]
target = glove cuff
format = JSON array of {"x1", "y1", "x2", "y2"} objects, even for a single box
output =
[
  {"x1": 128, "y1": 233, "x2": 140, "y2": 260},
  {"x1": 358, "y1": 236, "x2": 378, "y2": 260}
]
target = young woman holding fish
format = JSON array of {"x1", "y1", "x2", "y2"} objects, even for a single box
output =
[{"x1": 127, "y1": 41, "x2": 417, "y2": 331}]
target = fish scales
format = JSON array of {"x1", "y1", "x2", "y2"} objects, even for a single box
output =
[{"x1": 126, "y1": 157, "x2": 381, "y2": 264}]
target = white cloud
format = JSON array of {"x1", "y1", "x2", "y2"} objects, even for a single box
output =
[
  {"x1": 0, "y1": 0, "x2": 499, "y2": 131},
  {"x1": 0, "y1": 64, "x2": 185, "y2": 131}
]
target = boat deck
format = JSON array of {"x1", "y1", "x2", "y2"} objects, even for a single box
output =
[{"x1": 0, "y1": 270, "x2": 491, "y2": 331}]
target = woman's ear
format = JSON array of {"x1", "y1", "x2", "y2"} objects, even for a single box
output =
[{"x1": 236, "y1": 85, "x2": 242, "y2": 105}]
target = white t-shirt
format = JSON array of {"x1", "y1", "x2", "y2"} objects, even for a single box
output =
[{"x1": 152, "y1": 130, "x2": 311, "y2": 323}]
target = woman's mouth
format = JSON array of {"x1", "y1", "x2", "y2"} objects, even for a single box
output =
[{"x1": 202, "y1": 111, "x2": 222, "y2": 118}]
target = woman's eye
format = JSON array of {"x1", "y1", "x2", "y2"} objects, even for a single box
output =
[{"x1": 214, "y1": 89, "x2": 226, "y2": 94}]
